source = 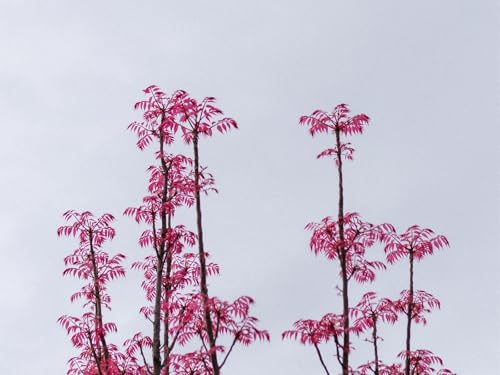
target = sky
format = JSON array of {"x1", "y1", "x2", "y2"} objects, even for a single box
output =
[{"x1": 0, "y1": 0, "x2": 498, "y2": 374}]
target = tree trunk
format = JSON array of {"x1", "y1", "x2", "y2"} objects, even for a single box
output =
[
  {"x1": 405, "y1": 250, "x2": 414, "y2": 375},
  {"x1": 152, "y1": 128, "x2": 170, "y2": 375},
  {"x1": 372, "y1": 314, "x2": 379, "y2": 375},
  {"x1": 163, "y1": 214, "x2": 173, "y2": 374},
  {"x1": 193, "y1": 133, "x2": 220, "y2": 375},
  {"x1": 334, "y1": 126, "x2": 349, "y2": 375},
  {"x1": 152, "y1": 256, "x2": 165, "y2": 375},
  {"x1": 88, "y1": 230, "x2": 109, "y2": 373}
]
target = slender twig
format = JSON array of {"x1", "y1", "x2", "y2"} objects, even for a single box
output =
[
  {"x1": 220, "y1": 332, "x2": 240, "y2": 369},
  {"x1": 313, "y1": 343, "x2": 331, "y2": 375}
]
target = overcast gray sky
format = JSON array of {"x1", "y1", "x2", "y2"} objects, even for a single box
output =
[{"x1": 0, "y1": 1, "x2": 498, "y2": 374}]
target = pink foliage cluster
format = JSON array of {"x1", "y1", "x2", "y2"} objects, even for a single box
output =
[
  {"x1": 396, "y1": 350, "x2": 457, "y2": 375},
  {"x1": 306, "y1": 213, "x2": 389, "y2": 283},
  {"x1": 130, "y1": 85, "x2": 237, "y2": 147},
  {"x1": 299, "y1": 104, "x2": 369, "y2": 137},
  {"x1": 350, "y1": 292, "x2": 399, "y2": 334},
  {"x1": 299, "y1": 104, "x2": 369, "y2": 166},
  {"x1": 382, "y1": 225, "x2": 450, "y2": 264}
]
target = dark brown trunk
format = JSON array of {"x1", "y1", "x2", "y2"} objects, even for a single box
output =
[
  {"x1": 153, "y1": 127, "x2": 169, "y2": 375},
  {"x1": 88, "y1": 230, "x2": 109, "y2": 373},
  {"x1": 405, "y1": 251, "x2": 414, "y2": 375},
  {"x1": 335, "y1": 126, "x2": 349, "y2": 375},
  {"x1": 193, "y1": 133, "x2": 220, "y2": 375},
  {"x1": 163, "y1": 214, "x2": 173, "y2": 374},
  {"x1": 152, "y1": 256, "x2": 164, "y2": 375},
  {"x1": 372, "y1": 314, "x2": 379, "y2": 375}
]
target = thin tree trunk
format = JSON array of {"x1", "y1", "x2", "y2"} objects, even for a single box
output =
[
  {"x1": 335, "y1": 126, "x2": 349, "y2": 375},
  {"x1": 313, "y1": 343, "x2": 331, "y2": 375},
  {"x1": 193, "y1": 133, "x2": 220, "y2": 375},
  {"x1": 372, "y1": 314, "x2": 379, "y2": 375},
  {"x1": 152, "y1": 128, "x2": 170, "y2": 375},
  {"x1": 163, "y1": 214, "x2": 173, "y2": 375},
  {"x1": 405, "y1": 251, "x2": 414, "y2": 375},
  {"x1": 88, "y1": 230, "x2": 109, "y2": 373},
  {"x1": 152, "y1": 256, "x2": 165, "y2": 375}
]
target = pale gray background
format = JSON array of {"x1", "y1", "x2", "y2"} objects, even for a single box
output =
[{"x1": 0, "y1": 1, "x2": 498, "y2": 374}]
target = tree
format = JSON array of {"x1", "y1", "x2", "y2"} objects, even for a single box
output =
[
  {"x1": 163, "y1": 90, "x2": 269, "y2": 374},
  {"x1": 350, "y1": 292, "x2": 398, "y2": 374},
  {"x1": 59, "y1": 85, "x2": 268, "y2": 375},
  {"x1": 57, "y1": 211, "x2": 134, "y2": 374},
  {"x1": 283, "y1": 104, "x2": 374, "y2": 375},
  {"x1": 58, "y1": 91, "x2": 454, "y2": 374},
  {"x1": 283, "y1": 103, "x2": 454, "y2": 375},
  {"x1": 171, "y1": 94, "x2": 237, "y2": 375},
  {"x1": 381, "y1": 225, "x2": 449, "y2": 375},
  {"x1": 126, "y1": 87, "x2": 201, "y2": 374}
]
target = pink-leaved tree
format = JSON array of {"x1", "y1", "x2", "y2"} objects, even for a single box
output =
[
  {"x1": 283, "y1": 104, "x2": 379, "y2": 375},
  {"x1": 58, "y1": 210, "x2": 137, "y2": 374},
  {"x1": 381, "y1": 225, "x2": 450, "y2": 375},
  {"x1": 350, "y1": 292, "x2": 398, "y2": 374},
  {"x1": 59, "y1": 86, "x2": 269, "y2": 375},
  {"x1": 125, "y1": 86, "x2": 202, "y2": 375},
  {"x1": 125, "y1": 86, "x2": 269, "y2": 374},
  {"x1": 283, "y1": 104, "x2": 455, "y2": 375}
]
